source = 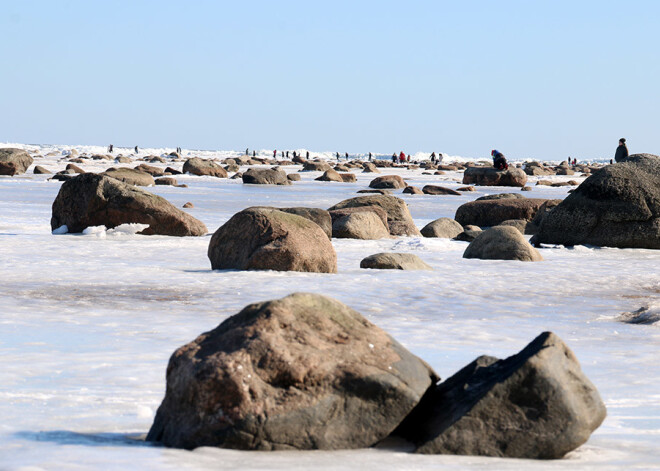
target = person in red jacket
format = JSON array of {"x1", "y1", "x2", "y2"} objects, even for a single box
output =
[{"x1": 399, "y1": 151, "x2": 406, "y2": 163}]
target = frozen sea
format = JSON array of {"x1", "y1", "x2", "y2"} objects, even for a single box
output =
[{"x1": 1, "y1": 144, "x2": 659, "y2": 470}]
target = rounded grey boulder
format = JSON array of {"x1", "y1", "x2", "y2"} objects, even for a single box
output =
[
  {"x1": 421, "y1": 218, "x2": 464, "y2": 238},
  {"x1": 463, "y1": 226, "x2": 542, "y2": 261},
  {"x1": 360, "y1": 253, "x2": 432, "y2": 270}
]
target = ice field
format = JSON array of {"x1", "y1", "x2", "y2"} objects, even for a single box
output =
[{"x1": 1, "y1": 144, "x2": 659, "y2": 470}]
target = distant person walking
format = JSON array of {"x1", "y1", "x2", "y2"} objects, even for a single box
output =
[
  {"x1": 273, "y1": 149, "x2": 277, "y2": 158},
  {"x1": 345, "y1": 152, "x2": 349, "y2": 160},
  {"x1": 306, "y1": 151, "x2": 309, "y2": 159},
  {"x1": 615, "y1": 138, "x2": 629, "y2": 162},
  {"x1": 108, "y1": 144, "x2": 113, "y2": 153},
  {"x1": 134, "y1": 145, "x2": 139, "y2": 154},
  {"x1": 368, "y1": 152, "x2": 372, "y2": 161},
  {"x1": 491, "y1": 149, "x2": 508, "y2": 170},
  {"x1": 438, "y1": 152, "x2": 443, "y2": 163},
  {"x1": 245, "y1": 148, "x2": 249, "y2": 155},
  {"x1": 252, "y1": 150, "x2": 256, "y2": 157},
  {"x1": 399, "y1": 151, "x2": 406, "y2": 164},
  {"x1": 430, "y1": 152, "x2": 436, "y2": 163},
  {"x1": 336, "y1": 152, "x2": 340, "y2": 160},
  {"x1": 392, "y1": 153, "x2": 397, "y2": 163}
]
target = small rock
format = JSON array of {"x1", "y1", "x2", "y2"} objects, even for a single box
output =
[{"x1": 360, "y1": 253, "x2": 432, "y2": 270}]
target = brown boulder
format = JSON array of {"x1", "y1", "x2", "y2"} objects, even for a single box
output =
[
  {"x1": 302, "y1": 161, "x2": 332, "y2": 172},
  {"x1": 328, "y1": 195, "x2": 420, "y2": 236},
  {"x1": 462, "y1": 167, "x2": 527, "y2": 187},
  {"x1": 103, "y1": 167, "x2": 156, "y2": 186},
  {"x1": 369, "y1": 175, "x2": 407, "y2": 189},
  {"x1": 0, "y1": 148, "x2": 33, "y2": 175},
  {"x1": 360, "y1": 253, "x2": 432, "y2": 270},
  {"x1": 422, "y1": 185, "x2": 461, "y2": 195},
  {"x1": 455, "y1": 198, "x2": 551, "y2": 228},
  {"x1": 183, "y1": 158, "x2": 228, "y2": 178},
  {"x1": 421, "y1": 218, "x2": 464, "y2": 238},
  {"x1": 208, "y1": 207, "x2": 337, "y2": 273},
  {"x1": 402, "y1": 186, "x2": 423, "y2": 195},
  {"x1": 50, "y1": 173, "x2": 207, "y2": 236},
  {"x1": 332, "y1": 211, "x2": 390, "y2": 239},
  {"x1": 242, "y1": 168, "x2": 290, "y2": 185},
  {"x1": 146, "y1": 293, "x2": 437, "y2": 450},
  {"x1": 315, "y1": 169, "x2": 343, "y2": 182},
  {"x1": 463, "y1": 226, "x2": 543, "y2": 261}
]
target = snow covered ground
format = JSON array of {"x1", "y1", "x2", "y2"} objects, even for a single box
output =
[{"x1": 1, "y1": 144, "x2": 659, "y2": 470}]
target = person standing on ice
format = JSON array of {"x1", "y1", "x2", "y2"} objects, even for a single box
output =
[
  {"x1": 306, "y1": 151, "x2": 309, "y2": 159},
  {"x1": 108, "y1": 144, "x2": 113, "y2": 153},
  {"x1": 491, "y1": 149, "x2": 508, "y2": 170},
  {"x1": 615, "y1": 138, "x2": 628, "y2": 162},
  {"x1": 134, "y1": 145, "x2": 139, "y2": 154},
  {"x1": 399, "y1": 151, "x2": 406, "y2": 163}
]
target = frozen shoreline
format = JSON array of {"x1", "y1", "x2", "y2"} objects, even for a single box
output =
[{"x1": 1, "y1": 145, "x2": 659, "y2": 470}]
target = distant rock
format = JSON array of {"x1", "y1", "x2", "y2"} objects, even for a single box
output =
[
  {"x1": 394, "y1": 332, "x2": 606, "y2": 459},
  {"x1": 462, "y1": 167, "x2": 527, "y2": 187},
  {"x1": 165, "y1": 166, "x2": 182, "y2": 175},
  {"x1": 453, "y1": 227, "x2": 482, "y2": 242},
  {"x1": 103, "y1": 167, "x2": 155, "y2": 186},
  {"x1": 115, "y1": 156, "x2": 132, "y2": 164},
  {"x1": 362, "y1": 162, "x2": 380, "y2": 173},
  {"x1": 225, "y1": 163, "x2": 240, "y2": 173},
  {"x1": 476, "y1": 193, "x2": 525, "y2": 201},
  {"x1": 455, "y1": 198, "x2": 550, "y2": 228},
  {"x1": 242, "y1": 168, "x2": 290, "y2": 185},
  {"x1": 339, "y1": 173, "x2": 357, "y2": 182},
  {"x1": 531, "y1": 154, "x2": 660, "y2": 248},
  {"x1": 183, "y1": 202, "x2": 194, "y2": 208},
  {"x1": 65, "y1": 163, "x2": 85, "y2": 174},
  {"x1": 360, "y1": 253, "x2": 432, "y2": 270},
  {"x1": 332, "y1": 211, "x2": 390, "y2": 239},
  {"x1": 315, "y1": 169, "x2": 343, "y2": 182},
  {"x1": 402, "y1": 186, "x2": 423, "y2": 195},
  {"x1": 287, "y1": 173, "x2": 301, "y2": 182},
  {"x1": 456, "y1": 186, "x2": 475, "y2": 192},
  {"x1": 50, "y1": 173, "x2": 207, "y2": 236},
  {"x1": 33, "y1": 165, "x2": 51, "y2": 174},
  {"x1": 155, "y1": 177, "x2": 179, "y2": 186},
  {"x1": 463, "y1": 226, "x2": 542, "y2": 261},
  {"x1": 0, "y1": 148, "x2": 33, "y2": 175},
  {"x1": 329, "y1": 195, "x2": 420, "y2": 236},
  {"x1": 357, "y1": 189, "x2": 391, "y2": 195},
  {"x1": 135, "y1": 163, "x2": 166, "y2": 177},
  {"x1": 183, "y1": 158, "x2": 228, "y2": 178},
  {"x1": 422, "y1": 185, "x2": 461, "y2": 195},
  {"x1": 208, "y1": 207, "x2": 337, "y2": 273},
  {"x1": 368, "y1": 175, "x2": 407, "y2": 189},
  {"x1": 302, "y1": 161, "x2": 332, "y2": 172},
  {"x1": 421, "y1": 218, "x2": 464, "y2": 238},
  {"x1": 146, "y1": 293, "x2": 437, "y2": 450}
]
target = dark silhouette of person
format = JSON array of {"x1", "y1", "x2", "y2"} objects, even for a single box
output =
[
  {"x1": 306, "y1": 151, "x2": 309, "y2": 159},
  {"x1": 399, "y1": 152, "x2": 406, "y2": 163},
  {"x1": 392, "y1": 153, "x2": 397, "y2": 163},
  {"x1": 134, "y1": 146, "x2": 139, "y2": 154},
  {"x1": 286, "y1": 151, "x2": 289, "y2": 158},
  {"x1": 273, "y1": 149, "x2": 277, "y2": 158},
  {"x1": 368, "y1": 152, "x2": 372, "y2": 161},
  {"x1": 491, "y1": 149, "x2": 508, "y2": 170},
  {"x1": 430, "y1": 152, "x2": 436, "y2": 163},
  {"x1": 345, "y1": 152, "x2": 349, "y2": 160},
  {"x1": 245, "y1": 148, "x2": 249, "y2": 155},
  {"x1": 108, "y1": 144, "x2": 113, "y2": 153},
  {"x1": 253, "y1": 150, "x2": 256, "y2": 157},
  {"x1": 615, "y1": 138, "x2": 629, "y2": 162},
  {"x1": 293, "y1": 151, "x2": 297, "y2": 159}
]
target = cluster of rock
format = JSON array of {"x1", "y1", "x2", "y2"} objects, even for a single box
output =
[{"x1": 147, "y1": 293, "x2": 606, "y2": 459}]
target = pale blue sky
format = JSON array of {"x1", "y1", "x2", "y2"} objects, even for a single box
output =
[{"x1": 1, "y1": 0, "x2": 658, "y2": 160}]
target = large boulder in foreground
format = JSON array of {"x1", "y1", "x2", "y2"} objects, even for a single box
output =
[
  {"x1": 50, "y1": 173, "x2": 207, "y2": 236},
  {"x1": 455, "y1": 198, "x2": 550, "y2": 228},
  {"x1": 242, "y1": 168, "x2": 290, "y2": 185},
  {"x1": 208, "y1": 207, "x2": 337, "y2": 273},
  {"x1": 463, "y1": 167, "x2": 527, "y2": 187},
  {"x1": 147, "y1": 293, "x2": 438, "y2": 450},
  {"x1": 394, "y1": 332, "x2": 606, "y2": 458},
  {"x1": 103, "y1": 167, "x2": 155, "y2": 186},
  {"x1": 183, "y1": 158, "x2": 228, "y2": 178},
  {"x1": 328, "y1": 195, "x2": 420, "y2": 236},
  {"x1": 531, "y1": 154, "x2": 660, "y2": 249},
  {"x1": 360, "y1": 253, "x2": 432, "y2": 270},
  {"x1": 463, "y1": 226, "x2": 542, "y2": 261},
  {"x1": 0, "y1": 148, "x2": 33, "y2": 175},
  {"x1": 421, "y1": 218, "x2": 464, "y2": 238}
]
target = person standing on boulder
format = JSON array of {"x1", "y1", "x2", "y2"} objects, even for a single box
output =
[
  {"x1": 491, "y1": 149, "x2": 508, "y2": 170},
  {"x1": 615, "y1": 138, "x2": 629, "y2": 162}
]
